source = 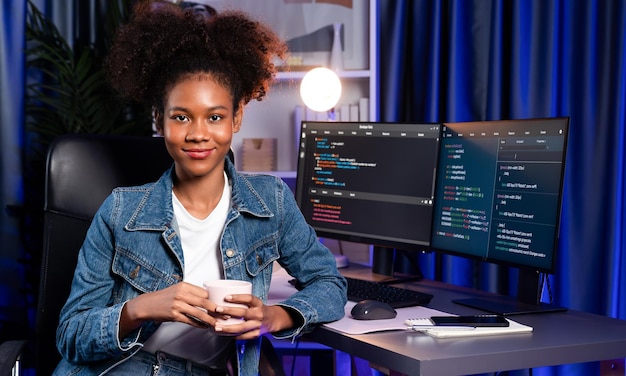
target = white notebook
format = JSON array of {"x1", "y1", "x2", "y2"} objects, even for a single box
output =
[{"x1": 405, "y1": 317, "x2": 533, "y2": 338}]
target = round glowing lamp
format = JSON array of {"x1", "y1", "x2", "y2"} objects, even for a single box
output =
[{"x1": 299, "y1": 67, "x2": 342, "y2": 113}]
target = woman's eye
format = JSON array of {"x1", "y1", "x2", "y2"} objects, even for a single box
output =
[
  {"x1": 175, "y1": 115, "x2": 189, "y2": 122},
  {"x1": 209, "y1": 114, "x2": 223, "y2": 122}
]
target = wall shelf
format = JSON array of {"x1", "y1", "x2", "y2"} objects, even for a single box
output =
[
  {"x1": 276, "y1": 69, "x2": 372, "y2": 81},
  {"x1": 241, "y1": 170, "x2": 296, "y2": 179},
  {"x1": 216, "y1": 0, "x2": 378, "y2": 174}
]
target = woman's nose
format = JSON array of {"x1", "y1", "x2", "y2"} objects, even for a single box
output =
[{"x1": 186, "y1": 121, "x2": 211, "y2": 141}]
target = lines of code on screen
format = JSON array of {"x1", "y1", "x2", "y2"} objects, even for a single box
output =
[
  {"x1": 430, "y1": 119, "x2": 568, "y2": 272},
  {"x1": 295, "y1": 122, "x2": 440, "y2": 250}
]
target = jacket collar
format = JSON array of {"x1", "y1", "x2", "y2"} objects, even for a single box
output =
[
  {"x1": 225, "y1": 157, "x2": 274, "y2": 218},
  {"x1": 126, "y1": 158, "x2": 273, "y2": 230}
]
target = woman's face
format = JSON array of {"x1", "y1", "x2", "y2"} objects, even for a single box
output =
[{"x1": 158, "y1": 73, "x2": 241, "y2": 182}]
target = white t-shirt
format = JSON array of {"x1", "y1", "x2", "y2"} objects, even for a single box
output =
[{"x1": 142, "y1": 174, "x2": 232, "y2": 367}]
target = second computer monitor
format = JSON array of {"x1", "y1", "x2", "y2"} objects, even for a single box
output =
[
  {"x1": 295, "y1": 121, "x2": 440, "y2": 252},
  {"x1": 430, "y1": 117, "x2": 569, "y2": 274}
]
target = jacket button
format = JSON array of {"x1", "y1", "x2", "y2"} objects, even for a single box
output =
[
  {"x1": 129, "y1": 265, "x2": 140, "y2": 279},
  {"x1": 226, "y1": 249, "x2": 235, "y2": 257},
  {"x1": 256, "y1": 255, "x2": 262, "y2": 265}
]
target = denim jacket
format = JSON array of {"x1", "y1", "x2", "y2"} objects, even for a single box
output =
[{"x1": 53, "y1": 158, "x2": 347, "y2": 376}]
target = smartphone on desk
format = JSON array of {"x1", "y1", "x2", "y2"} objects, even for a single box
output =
[{"x1": 430, "y1": 315, "x2": 509, "y2": 327}]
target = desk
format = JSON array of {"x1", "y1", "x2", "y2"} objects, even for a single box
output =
[{"x1": 305, "y1": 264, "x2": 626, "y2": 376}]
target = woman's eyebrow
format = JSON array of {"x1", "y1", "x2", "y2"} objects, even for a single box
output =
[{"x1": 167, "y1": 105, "x2": 229, "y2": 113}]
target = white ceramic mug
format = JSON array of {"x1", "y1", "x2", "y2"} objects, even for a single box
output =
[{"x1": 203, "y1": 280, "x2": 252, "y2": 325}]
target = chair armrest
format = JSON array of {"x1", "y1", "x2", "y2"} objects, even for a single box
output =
[
  {"x1": 0, "y1": 340, "x2": 28, "y2": 376},
  {"x1": 259, "y1": 336, "x2": 286, "y2": 376}
]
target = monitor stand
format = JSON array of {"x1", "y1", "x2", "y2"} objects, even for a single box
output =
[
  {"x1": 371, "y1": 246, "x2": 423, "y2": 284},
  {"x1": 372, "y1": 246, "x2": 395, "y2": 276},
  {"x1": 453, "y1": 269, "x2": 567, "y2": 315}
]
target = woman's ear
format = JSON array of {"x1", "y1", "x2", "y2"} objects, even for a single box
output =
[
  {"x1": 153, "y1": 108, "x2": 164, "y2": 136},
  {"x1": 233, "y1": 103, "x2": 244, "y2": 133}
]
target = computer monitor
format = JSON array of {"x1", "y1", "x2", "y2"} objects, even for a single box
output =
[
  {"x1": 430, "y1": 117, "x2": 570, "y2": 315},
  {"x1": 295, "y1": 121, "x2": 441, "y2": 276}
]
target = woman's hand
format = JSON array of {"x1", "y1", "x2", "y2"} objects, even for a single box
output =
[
  {"x1": 119, "y1": 282, "x2": 225, "y2": 339},
  {"x1": 211, "y1": 294, "x2": 296, "y2": 340}
]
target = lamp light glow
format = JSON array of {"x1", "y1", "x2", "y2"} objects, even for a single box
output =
[{"x1": 300, "y1": 67, "x2": 342, "y2": 112}]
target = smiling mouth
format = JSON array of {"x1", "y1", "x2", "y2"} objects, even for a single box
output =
[{"x1": 185, "y1": 149, "x2": 213, "y2": 159}]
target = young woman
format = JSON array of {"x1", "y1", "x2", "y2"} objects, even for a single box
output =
[{"x1": 53, "y1": 1, "x2": 347, "y2": 375}]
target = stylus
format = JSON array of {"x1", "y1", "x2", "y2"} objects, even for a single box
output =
[{"x1": 408, "y1": 325, "x2": 476, "y2": 331}]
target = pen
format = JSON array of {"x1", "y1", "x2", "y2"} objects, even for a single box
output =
[{"x1": 408, "y1": 325, "x2": 477, "y2": 332}]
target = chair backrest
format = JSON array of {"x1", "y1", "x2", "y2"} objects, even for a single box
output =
[{"x1": 36, "y1": 134, "x2": 172, "y2": 375}]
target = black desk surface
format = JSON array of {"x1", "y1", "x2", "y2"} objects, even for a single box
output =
[{"x1": 306, "y1": 263, "x2": 626, "y2": 376}]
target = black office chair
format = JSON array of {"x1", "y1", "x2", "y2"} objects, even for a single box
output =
[
  {"x1": 0, "y1": 134, "x2": 285, "y2": 376},
  {"x1": 36, "y1": 134, "x2": 174, "y2": 375}
]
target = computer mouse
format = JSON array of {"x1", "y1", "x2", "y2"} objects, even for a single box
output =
[{"x1": 350, "y1": 299, "x2": 397, "y2": 320}]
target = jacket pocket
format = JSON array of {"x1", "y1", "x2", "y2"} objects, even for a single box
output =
[
  {"x1": 244, "y1": 235, "x2": 279, "y2": 277},
  {"x1": 112, "y1": 246, "x2": 180, "y2": 294}
]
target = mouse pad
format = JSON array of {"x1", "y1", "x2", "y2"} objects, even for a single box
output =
[{"x1": 324, "y1": 302, "x2": 454, "y2": 334}]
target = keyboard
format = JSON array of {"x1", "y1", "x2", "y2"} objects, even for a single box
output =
[{"x1": 345, "y1": 276, "x2": 433, "y2": 308}]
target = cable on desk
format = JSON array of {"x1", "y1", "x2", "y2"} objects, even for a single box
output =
[{"x1": 289, "y1": 337, "x2": 300, "y2": 376}]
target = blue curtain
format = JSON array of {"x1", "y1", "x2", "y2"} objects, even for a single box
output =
[
  {"x1": 379, "y1": 0, "x2": 626, "y2": 374},
  {"x1": 0, "y1": 0, "x2": 27, "y2": 323}
]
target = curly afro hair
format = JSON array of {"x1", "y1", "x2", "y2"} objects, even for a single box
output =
[{"x1": 104, "y1": 0, "x2": 288, "y2": 114}]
